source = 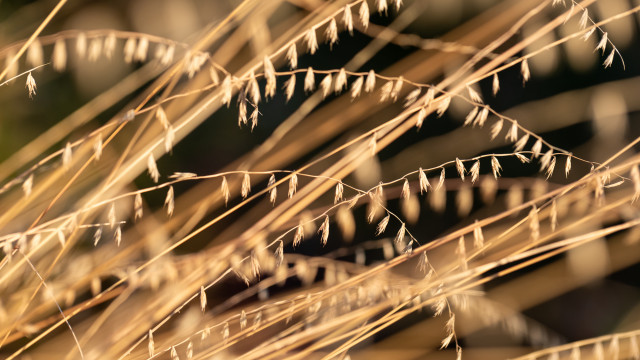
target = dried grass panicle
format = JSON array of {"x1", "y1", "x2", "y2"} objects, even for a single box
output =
[{"x1": 3, "y1": 2, "x2": 639, "y2": 359}]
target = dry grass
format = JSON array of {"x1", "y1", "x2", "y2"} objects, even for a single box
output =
[{"x1": 1, "y1": 0, "x2": 640, "y2": 359}]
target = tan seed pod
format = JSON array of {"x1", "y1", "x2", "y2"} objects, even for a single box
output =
[
  {"x1": 286, "y1": 43, "x2": 298, "y2": 69},
  {"x1": 359, "y1": 1, "x2": 370, "y2": 29},
  {"x1": 305, "y1": 28, "x2": 318, "y2": 54}
]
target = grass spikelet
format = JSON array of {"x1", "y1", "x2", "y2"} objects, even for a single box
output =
[
  {"x1": 187, "y1": 341, "x2": 193, "y2": 359},
  {"x1": 603, "y1": 50, "x2": 615, "y2": 68},
  {"x1": 251, "y1": 107, "x2": 259, "y2": 130},
  {"x1": 93, "y1": 134, "x2": 103, "y2": 161},
  {"x1": 268, "y1": 174, "x2": 277, "y2": 205},
  {"x1": 430, "y1": 184, "x2": 446, "y2": 213},
  {"x1": 467, "y1": 86, "x2": 482, "y2": 103},
  {"x1": 594, "y1": 341, "x2": 604, "y2": 360},
  {"x1": 473, "y1": 220, "x2": 484, "y2": 248},
  {"x1": 62, "y1": 142, "x2": 73, "y2": 170},
  {"x1": 474, "y1": 107, "x2": 489, "y2": 127},
  {"x1": 419, "y1": 167, "x2": 430, "y2": 193},
  {"x1": 416, "y1": 107, "x2": 427, "y2": 129},
  {"x1": 514, "y1": 133, "x2": 529, "y2": 152},
  {"x1": 264, "y1": 56, "x2": 276, "y2": 99},
  {"x1": 596, "y1": 32, "x2": 608, "y2": 54},
  {"x1": 320, "y1": 73, "x2": 332, "y2": 98},
  {"x1": 161, "y1": 44, "x2": 175, "y2": 66},
  {"x1": 114, "y1": 225, "x2": 122, "y2": 246},
  {"x1": 305, "y1": 28, "x2": 318, "y2": 54},
  {"x1": 491, "y1": 156, "x2": 502, "y2": 179},
  {"x1": 221, "y1": 75, "x2": 232, "y2": 107},
  {"x1": 26, "y1": 72, "x2": 37, "y2": 99},
  {"x1": 22, "y1": 174, "x2": 33, "y2": 197},
  {"x1": 124, "y1": 37, "x2": 136, "y2": 63},
  {"x1": 436, "y1": 168, "x2": 445, "y2": 191},
  {"x1": 288, "y1": 173, "x2": 298, "y2": 198},
  {"x1": 464, "y1": 107, "x2": 479, "y2": 126},
  {"x1": 76, "y1": 33, "x2": 87, "y2": 58},
  {"x1": 134, "y1": 37, "x2": 148, "y2": 62},
  {"x1": 440, "y1": 332, "x2": 454, "y2": 349},
  {"x1": 582, "y1": 27, "x2": 596, "y2": 41},
  {"x1": 238, "y1": 93, "x2": 247, "y2": 126},
  {"x1": 108, "y1": 203, "x2": 116, "y2": 229},
  {"x1": 334, "y1": 181, "x2": 344, "y2": 204},
  {"x1": 335, "y1": 68, "x2": 347, "y2": 93},
  {"x1": 304, "y1": 67, "x2": 315, "y2": 92},
  {"x1": 570, "y1": 345, "x2": 580, "y2": 360},
  {"x1": 376, "y1": 213, "x2": 390, "y2": 236},
  {"x1": 506, "y1": 122, "x2": 518, "y2": 142},
  {"x1": 165, "y1": 126, "x2": 175, "y2": 153},
  {"x1": 93, "y1": 227, "x2": 102, "y2": 246},
  {"x1": 248, "y1": 71, "x2": 261, "y2": 104},
  {"x1": 170, "y1": 346, "x2": 178, "y2": 360},
  {"x1": 164, "y1": 186, "x2": 174, "y2": 217},
  {"x1": 221, "y1": 176, "x2": 230, "y2": 205},
  {"x1": 417, "y1": 251, "x2": 428, "y2": 273},
  {"x1": 326, "y1": 18, "x2": 339, "y2": 48},
  {"x1": 394, "y1": 223, "x2": 406, "y2": 245},
  {"x1": 147, "y1": 154, "x2": 160, "y2": 183},
  {"x1": 492, "y1": 73, "x2": 500, "y2": 95},
  {"x1": 365, "y1": 70, "x2": 376, "y2": 92},
  {"x1": 27, "y1": 39, "x2": 43, "y2": 67},
  {"x1": 609, "y1": 334, "x2": 619, "y2": 360},
  {"x1": 285, "y1": 74, "x2": 296, "y2": 102},
  {"x1": 545, "y1": 156, "x2": 556, "y2": 179},
  {"x1": 156, "y1": 106, "x2": 169, "y2": 129},
  {"x1": 521, "y1": 59, "x2": 530, "y2": 84},
  {"x1": 391, "y1": 76, "x2": 403, "y2": 101},
  {"x1": 148, "y1": 330, "x2": 154, "y2": 357},
  {"x1": 53, "y1": 38, "x2": 67, "y2": 72},
  {"x1": 104, "y1": 32, "x2": 116, "y2": 58},
  {"x1": 579, "y1": 9, "x2": 589, "y2": 29},
  {"x1": 630, "y1": 335, "x2": 639, "y2": 359},
  {"x1": 469, "y1": 160, "x2": 480, "y2": 183},
  {"x1": 376, "y1": 0, "x2": 388, "y2": 14},
  {"x1": 359, "y1": 1, "x2": 370, "y2": 29},
  {"x1": 540, "y1": 149, "x2": 553, "y2": 172},
  {"x1": 241, "y1": 172, "x2": 251, "y2": 198},
  {"x1": 294, "y1": 221, "x2": 304, "y2": 247},
  {"x1": 379, "y1": 81, "x2": 393, "y2": 102},
  {"x1": 436, "y1": 95, "x2": 451, "y2": 117},
  {"x1": 402, "y1": 178, "x2": 411, "y2": 199},
  {"x1": 318, "y1": 215, "x2": 329, "y2": 246},
  {"x1": 343, "y1": 5, "x2": 354, "y2": 35},
  {"x1": 134, "y1": 193, "x2": 143, "y2": 220},
  {"x1": 455, "y1": 157, "x2": 466, "y2": 181},
  {"x1": 286, "y1": 43, "x2": 297, "y2": 69},
  {"x1": 351, "y1": 76, "x2": 363, "y2": 99},
  {"x1": 490, "y1": 119, "x2": 503, "y2": 140},
  {"x1": 404, "y1": 88, "x2": 420, "y2": 107}
]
